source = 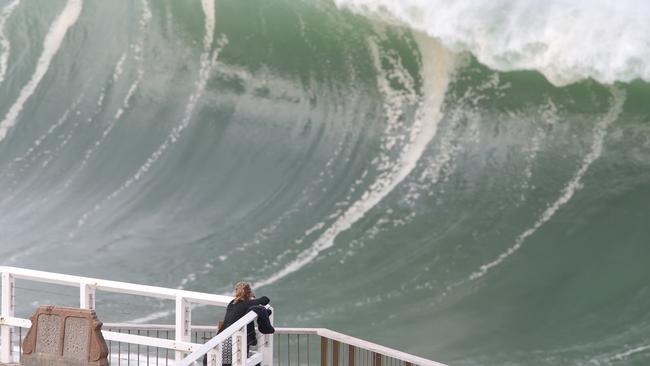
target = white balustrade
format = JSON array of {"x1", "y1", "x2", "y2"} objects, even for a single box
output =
[
  {"x1": 1, "y1": 266, "x2": 447, "y2": 366},
  {"x1": 0, "y1": 266, "x2": 272, "y2": 366}
]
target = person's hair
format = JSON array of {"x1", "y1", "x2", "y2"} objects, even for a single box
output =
[{"x1": 233, "y1": 282, "x2": 254, "y2": 304}]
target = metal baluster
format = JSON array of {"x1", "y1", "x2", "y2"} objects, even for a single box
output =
[
  {"x1": 288, "y1": 334, "x2": 291, "y2": 366},
  {"x1": 320, "y1": 337, "x2": 328, "y2": 366},
  {"x1": 372, "y1": 353, "x2": 381, "y2": 366},
  {"x1": 19, "y1": 327, "x2": 22, "y2": 363},
  {"x1": 156, "y1": 330, "x2": 160, "y2": 366},
  {"x1": 277, "y1": 334, "x2": 281, "y2": 366},
  {"x1": 146, "y1": 330, "x2": 150, "y2": 366},
  {"x1": 118, "y1": 331, "x2": 121, "y2": 366},
  {"x1": 297, "y1": 335, "x2": 300, "y2": 366},
  {"x1": 348, "y1": 345, "x2": 356, "y2": 366},
  {"x1": 128, "y1": 330, "x2": 131, "y2": 366},
  {"x1": 307, "y1": 335, "x2": 310, "y2": 366},
  {"x1": 333, "y1": 341, "x2": 340, "y2": 366},
  {"x1": 165, "y1": 331, "x2": 169, "y2": 366},
  {"x1": 108, "y1": 328, "x2": 112, "y2": 366},
  {"x1": 137, "y1": 330, "x2": 140, "y2": 366}
]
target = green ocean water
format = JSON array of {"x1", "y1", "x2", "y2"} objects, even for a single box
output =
[{"x1": 1, "y1": 0, "x2": 650, "y2": 365}]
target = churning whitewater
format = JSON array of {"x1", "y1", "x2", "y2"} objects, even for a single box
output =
[{"x1": 1, "y1": 1, "x2": 650, "y2": 366}]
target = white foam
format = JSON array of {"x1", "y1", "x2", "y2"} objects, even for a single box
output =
[
  {"x1": 335, "y1": 0, "x2": 650, "y2": 86},
  {"x1": 0, "y1": 0, "x2": 21, "y2": 85},
  {"x1": 112, "y1": 52, "x2": 127, "y2": 82},
  {"x1": 253, "y1": 34, "x2": 455, "y2": 289},
  {"x1": 4, "y1": 93, "x2": 83, "y2": 171},
  {"x1": 114, "y1": 74, "x2": 140, "y2": 119},
  {"x1": 603, "y1": 344, "x2": 650, "y2": 362},
  {"x1": 469, "y1": 88, "x2": 626, "y2": 280},
  {"x1": 0, "y1": 93, "x2": 85, "y2": 206},
  {"x1": 0, "y1": 0, "x2": 82, "y2": 141},
  {"x1": 519, "y1": 99, "x2": 558, "y2": 196},
  {"x1": 201, "y1": 0, "x2": 215, "y2": 50}
]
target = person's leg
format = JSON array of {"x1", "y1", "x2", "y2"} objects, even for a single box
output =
[{"x1": 222, "y1": 338, "x2": 232, "y2": 366}]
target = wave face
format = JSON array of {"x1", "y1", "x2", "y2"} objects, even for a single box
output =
[{"x1": 1, "y1": 1, "x2": 650, "y2": 365}]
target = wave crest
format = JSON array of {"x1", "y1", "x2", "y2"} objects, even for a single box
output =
[{"x1": 335, "y1": 0, "x2": 650, "y2": 86}]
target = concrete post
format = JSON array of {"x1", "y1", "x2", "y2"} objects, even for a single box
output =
[
  {"x1": 175, "y1": 296, "x2": 191, "y2": 362},
  {"x1": 1, "y1": 272, "x2": 15, "y2": 363}
]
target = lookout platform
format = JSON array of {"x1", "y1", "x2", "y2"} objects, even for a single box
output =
[{"x1": 0, "y1": 266, "x2": 447, "y2": 366}]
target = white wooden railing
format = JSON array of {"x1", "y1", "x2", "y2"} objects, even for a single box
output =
[
  {"x1": 0, "y1": 266, "x2": 272, "y2": 366},
  {"x1": 0, "y1": 266, "x2": 447, "y2": 366}
]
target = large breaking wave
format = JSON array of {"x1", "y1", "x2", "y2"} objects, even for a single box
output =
[{"x1": 1, "y1": 1, "x2": 649, "y2": 365}]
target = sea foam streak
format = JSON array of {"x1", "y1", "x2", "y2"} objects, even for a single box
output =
[
  {"x1": 63, "y1": 0, "x2": 151, "y2": 191},
  {"x1": 0, "y1": 0, "x2": 21, "y2": 85},
  {"x1": 335, "y1": 0, "x2": 650, "y2": 86},
  {"x1": 469, "y1": 88, "x2": 626, "y2": 280},
  {"x1": 0, "y1": 0, "x2": 82, "y2": 141},
  {"x1": 74, "y1": 0, "x2": 224, "y2": 231},
  {"x1": 0, "y1": 93, "x2": 84, "y2": 196},
  {"x1": 254, "y1": 35, "x2": 455, "y2": 289}
]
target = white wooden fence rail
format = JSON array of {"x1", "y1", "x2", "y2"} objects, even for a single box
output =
[
  {"x1": 0, "y1": 266, "x2": 447, "y2": 366},
  {"x1": 0, "y1": 265, "x2": 269, "y2": 366}
]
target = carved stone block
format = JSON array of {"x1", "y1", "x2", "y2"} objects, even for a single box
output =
[{"x1": 21, "y1": 306, "x2": 108, "y2": 366}]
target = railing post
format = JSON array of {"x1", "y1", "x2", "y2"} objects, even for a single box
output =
[
  {"x1": 1, "y1": 272, "x2": 15, "y2": 363},
  {"x1": 80, "y1": 283, "x2": 96, "y2": 310},
  {"x1": 175, "y1": 296, "x2": 191, "y2": 362},
  {"x1": 261, "y1": 308, "x2": 273, "y2": 366},
  {"x1": 233, "y1": 327, "x2": 247, "y2": 366}
]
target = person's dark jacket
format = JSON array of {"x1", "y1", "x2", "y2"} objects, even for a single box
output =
[
  {"x1": 221, "y1": 296, "x2": 270, "y2": 346},
  {"x1": 248, "y1": 305, "x2": 274, "y2": 334}
]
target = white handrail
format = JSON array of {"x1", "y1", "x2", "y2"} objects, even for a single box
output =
[
  {"x1": 0, "y1": 266, "x2": 231, "y2": 305},
  {"x1": 99, "y1": 324, "x2": 448, "y2": 366},
  {"x1": 0, "y1": 316, "x2": 200, "y2": 353},
  {"x1": 1, "y1": 266, "x2": 447, "y2": 366},
  {"x1": 0, "y1": 265, "x2": 238, "y2": 364},
  {"x1": 275, "y1": 328, "x2": 447, "y2": 366}
]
